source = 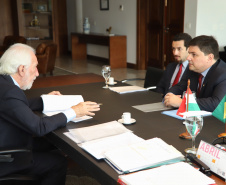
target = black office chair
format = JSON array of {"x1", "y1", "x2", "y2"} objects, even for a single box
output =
[
  {"x1": 122, "y1": 67, "x2": 164, "y2": 91},
  {"x1": 0, "y1": 148, "x2": 38, "y2": 185}
]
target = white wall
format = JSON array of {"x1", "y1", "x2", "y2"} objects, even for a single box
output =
[
  {"x1": 66, "y1": 0, "x2": 83, "y2": 50},
  {"x1": 82, "y1": 0, "x2": 137, "y2": 64},
  {"x1": 67, "y1": 0, "x2": 226, "y2": 65},
  {"x1": 184, "y1": 0, "x2": 226, "y2": 51}
]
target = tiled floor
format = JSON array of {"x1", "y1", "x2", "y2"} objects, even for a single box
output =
[{"x1": 54, "y1": 55, "x2": 146, "y2": 87}]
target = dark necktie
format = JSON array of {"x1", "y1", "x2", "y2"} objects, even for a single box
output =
[
  {"x1": 172, "y1": 64, "x2": 183, "y2": 86},
  {"x1": 196, "y1": 74, "x2": 203, "y2": 97}
]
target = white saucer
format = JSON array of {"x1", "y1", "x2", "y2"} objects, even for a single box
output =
[
  {"x1": 118, "y1": 118, "x2": 136, "y2": 125},
  {"x1": 107, "y1": 82, "x2": 117, "y2": 85}
]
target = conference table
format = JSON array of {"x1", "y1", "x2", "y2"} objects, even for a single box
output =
[{"x1": 26, "y1": 75, "x2": 226, "y2": 185}]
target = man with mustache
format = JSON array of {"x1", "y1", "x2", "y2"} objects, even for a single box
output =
[
  {"x1": 0, "y1": 43, "x2": 100, "y2": 185},
  {"x1": 156, "y1": 33, "x2": 192, "y2": 96}
]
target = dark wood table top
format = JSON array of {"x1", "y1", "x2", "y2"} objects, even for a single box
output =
[
  {"x1": 32, "y1": 73, "x2": 104, "y2": 89},
  {"x1": 25, "y1": 80, "x2": 226, "y2": 185}
]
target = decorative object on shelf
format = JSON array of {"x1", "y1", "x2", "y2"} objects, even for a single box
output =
[
  {"x1": 22, "y1": 3, "x2": 33, "y2": 13},
  {"x1": 106, "y1": 26, "x2": 112, "y2": 34},
  {"x1": 83, "y1": 17, "x2": 90, "y2": 34},
  {"x1": 37, "y1": 4, "x2": 47, "y2": 12},
  {"x1": 30, "y1": 15, "x2": 40, "y2": 27},
  {"x1": 100, "y1": 0, "x2": 109, "y2": 10}
]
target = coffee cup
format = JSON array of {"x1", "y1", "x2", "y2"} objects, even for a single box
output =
[
  {"x1": 109, "y1": 77, "x2": 114, "y2": 84},
  {"x1": 122, "y1": 112, "x2": 131, "y2": 123}
]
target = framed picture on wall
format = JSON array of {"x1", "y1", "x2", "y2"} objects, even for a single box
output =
[{"x1": 100, "y1": 0, "x2": 109, "y2": 10}]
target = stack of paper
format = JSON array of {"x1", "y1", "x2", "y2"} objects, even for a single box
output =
[
  {"x1": 41, "y1": 94, "x2": 92, "y2": 123},
  {"x1": 109, "y1": 86, "x2": 147, "y2": 94},
  {"x1": 104, "y1": 137, "x2": 184, "y2": 174},
  {"x1": 133, "y1": 102, "x2": 172, "y2": 112},
  {"x1": 118, "y1": 162, "x2": 215, "y2": 185},
  {"x1": 67, "y1": 121, "x2": 132, "y2": 144}
]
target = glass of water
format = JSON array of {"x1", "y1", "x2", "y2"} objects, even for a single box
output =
[
  {"x1": 184, "y1": 115, "x2": 203, "y2": 154},
  {"x1": 101, "y1": 65, "x2": 111, "y2": 88}
]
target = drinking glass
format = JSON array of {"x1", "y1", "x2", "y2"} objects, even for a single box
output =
[
  {"x1": 101, "y1": 65, "x2": 111, "y2": 88},
  {"x1": 184, "y1": 115, "x2": 203, "y2": 154}
]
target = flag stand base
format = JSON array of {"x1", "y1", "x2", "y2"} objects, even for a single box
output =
[
  {"x1": 218, "y1": 133, "x2": 226, "y2": 137},
  {"x1": 179, "y1": 131, "x2": 192, "y2": 140}
]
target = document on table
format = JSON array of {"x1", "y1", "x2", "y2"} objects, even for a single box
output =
[
  {"x1": 44, "y1": 111, "x2": 92, "y2": 123},
  {"x1": 79, "y1": 132, "x2": 144, "y2": 160},
  {"x1": 109, "y1": 86, "x2": 147, "y2": 94},
  {"x1": 133, "y1": 102, "x2": 172, "y2": 112},
  {"x1": 162, "y1": 109, "x2": 212, "y2": 120},
  {"x1": 67, "y1": 120, "x2": 132, "y2": 144},
  {"x1": 41, "y1": 94, "x2": 84, "y2": 113},
  {"x1": 118, "y1": 162, "x2": 215, "y2": 185},
  {"x1": 104, "y1": 137, "x2": 184, "y2": 174}
]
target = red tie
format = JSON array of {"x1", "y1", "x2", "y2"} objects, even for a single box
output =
[
  {"x1": 172, "y1": 64, "x2": 183, "y2": 86},
  {"x1": 197, "y1": 74, "x2": 203, "y2": 97}
]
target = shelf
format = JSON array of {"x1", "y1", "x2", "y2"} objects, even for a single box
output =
[
  {"x1": 25, "y1": 26, "x2": 52, "y2": 29},
  {"x1": 23, "y1": 11, "x2": 52, "y2": 15}
]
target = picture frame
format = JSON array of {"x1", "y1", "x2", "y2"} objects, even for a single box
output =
[
  {"x1": 100, "y1": 0, "x2": 109, "y2": 11},
  {"x1": 37, "y1": 4, "x2": 47, "y2": 12}
]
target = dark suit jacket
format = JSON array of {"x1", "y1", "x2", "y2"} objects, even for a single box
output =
[
  {"x1": 0, "y1": 75, "x2": 67, "y2": 177},
  {"x1": 169, "y1": 59, "x2": 226, "y2": 112},
  {"x1": 156, "y1": 62, "x2": 189, "y2": 96}
]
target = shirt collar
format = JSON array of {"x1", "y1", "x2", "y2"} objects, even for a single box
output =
[
  {"x1": 201, "y1": 67, "x2": 210, "y2": 78},
  {"x1": 10, "y1": 75, "x2": 20, "y2": 88},
  {"x1": 181, "y1": 60, "x2": 189, "y2": 68}
]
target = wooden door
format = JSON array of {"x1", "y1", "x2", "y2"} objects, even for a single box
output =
[{"x1": 137, "y1": 0, "x2": 184, "y2": 70}]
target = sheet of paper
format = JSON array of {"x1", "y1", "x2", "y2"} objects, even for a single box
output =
[
  {"x1": 119, "y1": 162, "x2": 215, "y2": 185},
  {"x1": 45, "y1": 111, "x2": 92, "y2": 123},
  {"x1": 133, "y1": 102, "x2": 172, "y2": 112},
  {"x1": 161, "y1": 109, "x2": 184, "y2": 120},
  {"x1": 104, "y1": 137, "x2": 184, "y2": 173},
  {"x1": 69, "y1": 121, "x2": 131, "y2": 144},
  {"x1": 41, "y1": 95, "x2": 84, "y2": 113},
  {"x1": 79, "y1": 132, "x2": 144, "y2": 159},
  {"x1": 180, "y1": 111, "x2": 212, "y2": 117},
  {"x1": 109, "y1": 86, "x2": 147, "y2": 94}
]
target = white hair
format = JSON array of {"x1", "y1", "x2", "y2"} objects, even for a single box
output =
[{"x1": 0, "y1": 43, "x2": 36, "y2": 75}]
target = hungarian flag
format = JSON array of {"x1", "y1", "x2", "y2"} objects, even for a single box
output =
[
  {"x1": 212, "y1": 94, "x2": 226, "y2": 123},
  {"x1": 176, "y1": 87, "x2": 200, "y2": 117}
]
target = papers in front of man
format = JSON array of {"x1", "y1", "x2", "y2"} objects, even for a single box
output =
[
  {"x1": 41, "y1": 94, "x2": 84, "y2": 113},
  {"x1": 79, "y1": 132, "x2": 144, "y2": 159},
  {"x1": 67, "y1": 121, "x2": 132, "y2": 144},
  {"x1": 109, "y1": 86, "x2": 147, "y2": 94},
  {"x1": 41, "y1": 95, "x2": 91, "y2": 123},
  {"x1": 133, "y1": 102, "x2": 172, "y2": 112},
  {"x1": 162, "y1": 109, "x2": 212, "y2": 120},
  {"x1": 118, "y1": 162, "x2": 215, "y2": 185},
  {"x1": 104, "y1": 137, "x2": 184, "y2": 174}
]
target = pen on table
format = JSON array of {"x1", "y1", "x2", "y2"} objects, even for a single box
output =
[{"x1": 98, "y1": 103, "x2": 103, "y2": 106}]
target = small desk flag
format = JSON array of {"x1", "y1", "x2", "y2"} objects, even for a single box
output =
[
  {"x1": 212, "y1": 94, "x2": 226, "y2": 123},
  {"x1": 176, "y1": 87, "x2": 200, "y2": 117}
]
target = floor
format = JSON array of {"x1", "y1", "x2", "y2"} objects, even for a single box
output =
[
  {"x1": 48, "y1": 55, "x2": 147, "y2": 185},
  {"x1": 53, "y1": 55, "x2": 146, "y2": 87}
]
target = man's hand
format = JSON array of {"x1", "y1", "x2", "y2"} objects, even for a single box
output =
[
  {"x1": 164, "y1": 93, "x2": 182, "y2": 108},
  {"x1": 48, "y1": 91, "x2": 62, "y2": 95},
  {"x1": 71, "y1": 101, "x2": 100, "y2": 117}
]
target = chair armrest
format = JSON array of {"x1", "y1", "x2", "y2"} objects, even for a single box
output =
[{"x1": 0, "y1": 148, "x2": 31, "y2": 162}]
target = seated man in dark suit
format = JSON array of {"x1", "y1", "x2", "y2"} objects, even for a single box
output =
[
  {"x1": 0, "y1": 44, "x2": 100, "y2": 185},
  {"x1": 156, "y1": 33, "x2": 192, "y2": 96},
  {"x1": 164, "y1": 35, "x2": 226, "y2": 112}
]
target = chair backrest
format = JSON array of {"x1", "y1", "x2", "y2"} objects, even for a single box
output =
[
  {"x1": 3, "y1": 36, "x2": 27, "y2": 50},
  {"x1": 144, "y1": 67, "x2": 164, "y2": 89},
  {"x1": 36, "y1": 42, "x2": 57, "y2": 76}
]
